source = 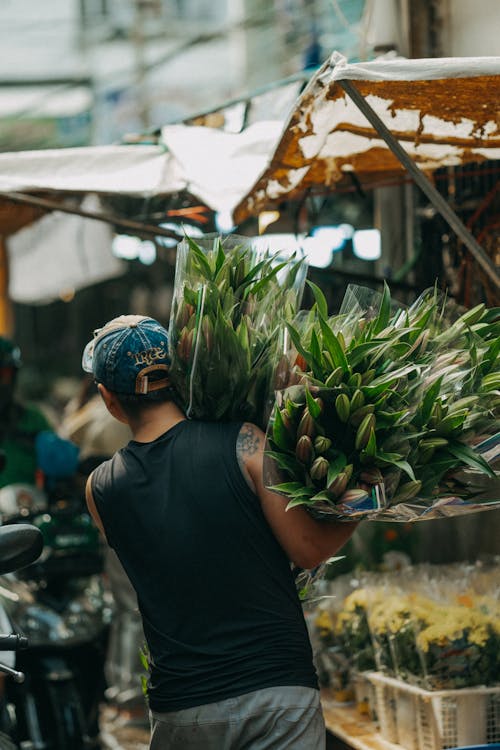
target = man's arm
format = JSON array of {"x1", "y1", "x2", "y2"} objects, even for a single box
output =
[
  {"x1": 237, "y1": 422, "x2": 359, "y2": 570},
  {"x1": 85, "y1": 473, "x2": 107, "y2": 540}
]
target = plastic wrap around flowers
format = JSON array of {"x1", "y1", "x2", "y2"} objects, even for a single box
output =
[
  {"x1": 264, "y1": 282, "x2": 500, "y2": 522},
  {"x1": 168, "y1": 233, "x2": 307, "y2": 430}
]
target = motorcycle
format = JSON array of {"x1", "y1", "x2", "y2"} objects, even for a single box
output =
[
  {"x1": 0, "y1": 433, "x2": 112, "y2": 750},
  {"x1": 0, "y1": 523, "x2": 44, "y2": 750}
]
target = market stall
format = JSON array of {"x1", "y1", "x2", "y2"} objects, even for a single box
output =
[{"x1": 309, "y1": 560, "x2": 500, "y2": 750}]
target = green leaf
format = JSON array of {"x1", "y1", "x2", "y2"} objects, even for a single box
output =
[
  {"x1": 305, "y1": 386, "x2": 321, "y2": 420},
  {"x1": 286, "y1": 496, "x2": 315, "y2": 510},
  {"x1": 139, "y1": 647, "x2": 149, "y2": 670},
  {"x1": 248, "y1": 260, "x2": 289, "y2": 296},
  {"x1": 419, "y1": 375, "x2": 444, "y2": 426},
  {"x1": 310, "y1": 491, "x2": 334, "y2": 504},
  {"x1": 365, "y1": 428, "x2": 377, "y2": 457},
  {"x1": 375, "y1": 451, "x2": 416, "y2": 480},
  {"x1": 265, "y1": 450, "x2": 299, "y2": 475},
  {"x1": 319, "y1": 317, "x2": 349, "y2": 372},
  {"x1": 481, "y1": 307, "x2": 500, "y2": 323},
  {"x1": 234, "y1": 259, "x2": 267, "y2": 295},
  {"x1": 327, "y1": 453, "x2": 347, "y2": 485},
  {"x1": 271, "y1": 407, "x2": 293, "y2": 450},
  {"x1": 307, "y1": 280, "x2": 328, "y2": 319},
  {"x1": 376, "y1": 410, "x2": 409, "y2": 429},
  {"x1": 285, "y1": 322, "x2": 315, "y2": 372},
  {"x1": 214, "y1": 238, "x2": 226, "y2": 277},
  {"x1": 269, "y1": 481, "x2": 306, "y2": 494},
  {"x1": 447, "y1": 441, "x2": 497, "y2": 478},
  {"x1": 184, "y1": 234, "x2": 213, "y2": 280},
  {"x1": 363, "y1": 365, "x2": 417, "y2": 399},
  {"x1": 309, "y1": 329, "x2": 324, "y2": 377},
  {"x1": 372, "y1": 281, "x2": 391, "y2": 334},
  {"x1": 485, "y1": 337, "x2": 500, "y2": 370},
  {"x1": 286, "y1": 257, "x2": 306, "y2": 287},
  {"x1": 348, "y1": 340, "x2": 388, "y2": 368}
]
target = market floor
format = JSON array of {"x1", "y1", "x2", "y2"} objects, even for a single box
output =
[{"x1": 100, "y1": 705, "x2": 150, "y2": 750}]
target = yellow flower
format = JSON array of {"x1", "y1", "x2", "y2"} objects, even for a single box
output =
[
  {"x1": 315, "y1": 610, "x2": 333, "y2": 633},
  {"x1": 416, "y1": 604, "x2": 496, "y2": 652}
]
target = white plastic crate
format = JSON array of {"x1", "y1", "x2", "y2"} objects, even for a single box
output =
[
  {"x1": 367, "y1": 671, "x2": 500, "y2": 750},
  {"x1": 351, "y1": 670, "x2": 377, "y2": 720}
]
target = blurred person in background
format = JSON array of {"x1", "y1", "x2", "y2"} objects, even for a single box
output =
[
  {"x1": 0, "y1": 336, "x2": 53, "y2": 488},
  {"x1": 0, "y1": 336, "x2": 53, "y2": 747}
]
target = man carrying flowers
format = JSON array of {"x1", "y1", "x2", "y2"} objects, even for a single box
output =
[{"x1": 82, "y1": 314, "x2": 358, "y2": 750}]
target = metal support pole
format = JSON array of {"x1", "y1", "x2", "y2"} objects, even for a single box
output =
[{"x1": 338, "y1": 78, "x2": 500, "y2": 291}]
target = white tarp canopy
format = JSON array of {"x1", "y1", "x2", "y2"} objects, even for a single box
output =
[
  {"x1": 0, "y1": 124, "x2": 284, "y2": 303},
  {"x1": 7, "y1": 196, "x2": 124, "y2": 305},
  {"x1": 233, "y1": 52, "x2": 500, "y2": 223},
  {"x1": 0, "y1": 144, "x2": 184, "y2": 196},
  {"x1": 0, "y1": 121, "x2": 284, "y2": 212}
]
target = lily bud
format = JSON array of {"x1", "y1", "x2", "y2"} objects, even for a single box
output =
[
  {"x1": 338, "y1": 489, "x2": 370, "y2": 505},
  {"x1": 201, "y1": 316, "x2": 214, "y2": 352},
  {"x1": 327, "y1": 471, "x2": 348, "y2": 498},
  {"x1": 355, "y1": 413, "x2": 376, "y2": 450},
  {"x1": 294, "y1": 353, "x2": 308, "y2": 372},
  {"x1": 274, "y1": 355, "x2": 291, "y2": 390},
  {"x1": 310, "y1": 456, "x2": 329, "y2": 482},
  {"x1": 176, "y1": 328, "x2": 194, "y2": 362},
  {"x1": 280, "y1": 410, "x2": 295, "y2": 435},
  {"x1": 295, "y1": 435, "x2": 314, "y2": 465},
  {"x1": 313, "y1": 397, "x2": 325, "y2": 415},
  {"x1": 314, "y1": 436, "x2": 332, "y2": 454},
  {"x1": 297, "y1": 409, "x2": 315, "y2": 439},
  {"x1": 175, "y1": 302, "x2": 195, "y2": 330}
]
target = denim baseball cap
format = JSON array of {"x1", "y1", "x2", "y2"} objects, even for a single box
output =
[{"x1": 82, "y1": 315, "x2": 171, "y2": 395}]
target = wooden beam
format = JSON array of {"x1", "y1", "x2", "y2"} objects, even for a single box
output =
[{"x1": 0, "y1": 237, "x2": 13, "y2": 337}]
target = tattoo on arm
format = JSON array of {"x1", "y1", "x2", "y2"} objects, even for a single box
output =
[
  {"x1": 237, "y1": 423, "x2": 260, "y2": 457},
  {"x1": 236, "y1": 423, "x2": 261, "y2": 492}
]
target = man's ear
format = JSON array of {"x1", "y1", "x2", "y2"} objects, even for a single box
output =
[{"x1": 97, "y1": 384, "x2": 128, "y2": 424}]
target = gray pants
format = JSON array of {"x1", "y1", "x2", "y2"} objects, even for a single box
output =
[{"x1": 150, "y1": 685, "x2": 325, "y2": 749}]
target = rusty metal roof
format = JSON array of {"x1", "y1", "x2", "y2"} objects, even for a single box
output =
[{"x1": 233, "y1": 52, "x2": 500, "y2": 224}]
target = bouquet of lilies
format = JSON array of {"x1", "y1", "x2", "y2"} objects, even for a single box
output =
[
  {"x1": 168, "y1": 234, "x2": 306, "y2": 429},
  {"x1": 264, "y1": 282, "x2": 500, "y2": 521}
]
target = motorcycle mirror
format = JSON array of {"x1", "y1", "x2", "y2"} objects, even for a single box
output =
[{"x1": 0, "y1": 524, "x2": 43, "y2": 574}]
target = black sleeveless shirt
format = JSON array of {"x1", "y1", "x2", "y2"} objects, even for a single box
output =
[{"x1": 91, "y1": 420, "x2": 318, "y2": 712}]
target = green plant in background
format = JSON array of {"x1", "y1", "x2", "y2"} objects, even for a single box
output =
[
  {"x1": 265, "y1": 282, "x2": 499, "y2": 518},
  {"x1": 139, "y1": 643, "x2": 150, "y2": 700},
  {"x1": 169, "y1": 234, "x2": 306, "y2": 429},
  {"x1": 335, "y1": 590, "x2": 376, "y2": 673}
]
